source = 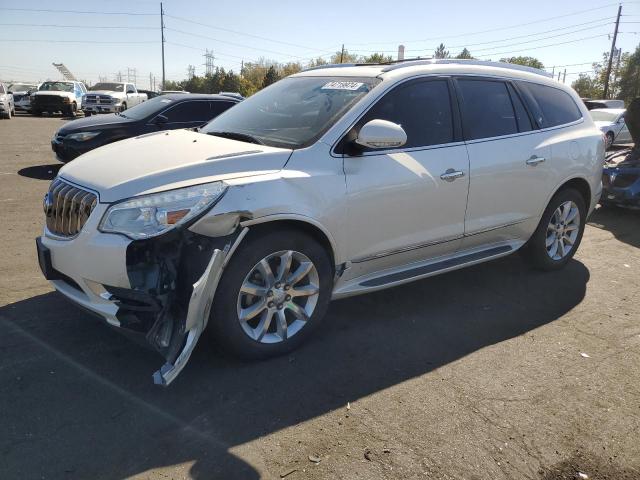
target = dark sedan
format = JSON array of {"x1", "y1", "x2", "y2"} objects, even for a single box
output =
[{"x1": 51, "y1": 94, "x2": 240, "y2": 162}]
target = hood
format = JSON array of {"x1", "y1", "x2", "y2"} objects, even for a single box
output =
[
  {"x1": 593, "y1": 120, "x2": 615, "y2": 130},
  {"x1": 60, "y1": 129, "x2": 292, "y2": 202},
  {"x1": 33, "y1": 90, "x2": 75, "y2": 98},
  {"x1": 59, "y1": 113, "x2": 134, "y2": 133},
  {"x1": 86, "y1": 90, "x2": 122, "y2": 96}
]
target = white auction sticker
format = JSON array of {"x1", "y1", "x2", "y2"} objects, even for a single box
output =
[{"x1": 321, "y1": 81, "x2": 364, "y2": 90}]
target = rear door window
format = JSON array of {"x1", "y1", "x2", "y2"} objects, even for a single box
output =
[
  {"x1": 163, "y1": 101, "x2": 211, "y2": 123},
  {"x1": 457, "y1": 79, "x2": 519, "y2": 140},
  {"x1": 517, "y1": 82, "x2": 582, "y2": 128},
  {"x1": 507, "y1": 83, "x2": 533, "y2": 132},
  {"x1": 209, "y1": 100, "x2": 236, "y2": 118}
]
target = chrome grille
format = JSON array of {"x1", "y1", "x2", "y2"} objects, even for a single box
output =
[
  {"x1": 84, "y1": 94, "x2": 113, "y2": 105},
  {"x1": 45, "y1": 178, "x2": 97, "y2": 238}
]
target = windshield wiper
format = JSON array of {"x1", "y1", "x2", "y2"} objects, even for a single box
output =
[{"x1": 207, "y1": 131, "x2": 264, "y2": 145}]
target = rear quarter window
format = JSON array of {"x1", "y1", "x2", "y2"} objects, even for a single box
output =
[{"x1": 518, "y1": 82, "x2": 582, "y2": 128}]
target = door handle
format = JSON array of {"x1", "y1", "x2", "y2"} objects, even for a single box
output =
[
  {"x1": 526, "y1": 155, "x2": 546, "y2": 166},
  {"x1": 440, "y1": 169, "x2": 465, "y2": 182}
]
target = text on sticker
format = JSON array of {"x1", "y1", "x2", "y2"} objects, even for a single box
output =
[{"x1": 321, "y1": 82, "x2": 365, "y2": 90}]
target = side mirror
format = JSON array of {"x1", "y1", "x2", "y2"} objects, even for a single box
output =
[
  {"x1": 7, "y1": 91, "x2": 12, "y2": 95},
  {"x1": 153, "y1": 114, "x2": 168, "y2": 125},
  {"x1": 355, "y1": 119, "x2": 407, "y2": 149}
]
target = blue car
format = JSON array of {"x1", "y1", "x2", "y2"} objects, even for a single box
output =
[{"x1": 602, "y1": 149, "x2": 640, "y2": 208}]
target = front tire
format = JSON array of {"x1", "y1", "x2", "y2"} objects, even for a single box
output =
[
  {"x1": 522, "y1": 188, "x2": 586, "y2": 271},
  {"x1": 208, "y1": 228, "x2": 333, "y2": 359}
]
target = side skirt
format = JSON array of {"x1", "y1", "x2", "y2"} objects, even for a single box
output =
[{"x1": 332, "y1": 242, "x2": 522, "y2": 299}]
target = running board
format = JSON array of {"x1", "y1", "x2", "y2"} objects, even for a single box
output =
[{"x1": 360, "y1": 245, "x2": 513, "y2": 288}]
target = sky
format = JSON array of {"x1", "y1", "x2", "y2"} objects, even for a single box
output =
[{"x1": 1, "y1": 0, "x2": 639, "y2": 88}]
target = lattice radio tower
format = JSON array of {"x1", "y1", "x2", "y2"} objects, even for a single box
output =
[{"x1": 203, "y1": 50, "x2": 215, "y2": 76}]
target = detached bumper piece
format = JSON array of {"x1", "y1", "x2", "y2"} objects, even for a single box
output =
[{"x1": 116, "y1": 229, "x2": 241, "y2": 386}]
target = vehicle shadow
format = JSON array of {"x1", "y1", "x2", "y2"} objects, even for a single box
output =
[
  {"x1": 0, "y1": 255, "x2": 590, "y2": 479},
  {"x1": 588, "y1": 205, "x2": 640, "y2": 249},
  {"x1": 17, "y1": 164, "x2": 61, "y2": 180}
]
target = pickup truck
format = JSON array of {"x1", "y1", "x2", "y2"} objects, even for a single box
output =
[
  {"x1": 31, "y1": 80, "x2": 87, "y2": 117},
  {"x1": 83, "y1": 82, "x2": 147, "y2": 115}
]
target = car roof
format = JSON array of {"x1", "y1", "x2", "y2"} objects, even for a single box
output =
[
  {"x1": 293, "y1": 59, "x2": 563, "y2": 88},
  {"x1": 163, "y1": 93, "x2": 241, "y2": 102}
]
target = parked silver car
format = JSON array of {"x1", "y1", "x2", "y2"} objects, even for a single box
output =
[
  {"x1": 8, "y1": 83, "x2": 38, "y2": 113},
  {"x1": 590, "y1": 108, "x2": 633, "y2": 147},
  {"x1": 37, "y1": 60, "x2": 604, "y2": 385},
  {"x1": 0, "y1": 83, "x2": 15, "y2": 119}
]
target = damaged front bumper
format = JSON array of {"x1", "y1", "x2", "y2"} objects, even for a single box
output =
[{"x1": 37, "y1": 224, "x2": 247, "y2": 386}]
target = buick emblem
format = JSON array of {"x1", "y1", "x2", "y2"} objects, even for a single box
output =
[{"x1": 43, "y1": 192, "x2": 54, "y2": 216}]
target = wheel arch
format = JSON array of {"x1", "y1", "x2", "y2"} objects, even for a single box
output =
[
  {"x1": 551, "y1": 176, "x2": 592, "y2": 210},
  {"x1": 241, "y1": 215, "x2": 338, "y2": 267}
]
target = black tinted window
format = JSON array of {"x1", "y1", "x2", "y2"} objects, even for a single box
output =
[
  {"x1": 360, "y1": 80, "x2": 453, "y2": 148},
  {"x1": 519, "y1": 82, "x2": 582, "y2": 127},
  {"x1": 210, "y1": 100, "x2": 236, "y2": 117},
  {"x1": 163, "y1": 101, "x2": 211, "y2": 122},
  {"x1": 507, "y1": 84, "x2": 533, "y2": 132},
  {"x1": 458, "y1": 79, "x2": 518, "y2": 140}
]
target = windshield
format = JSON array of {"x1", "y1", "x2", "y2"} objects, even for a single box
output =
[
  {"x1": 590, "y1": 110, "x2": 620, "y2": 122},
  {"x1": 39, "y1": 82, "x2": 74, "y2": 92},
  {"x1": 90, "y1": 83, "x2": 124, "y2": 92},
  {"x1": 201, "y1": 76, "x2": 380, "y2": 148},
  {"x1": 118, "y1": 95, "x2": 175, "y2": 120},
  {"x1": 8, "y1": 84, "x2": 36, "y2": 92}
]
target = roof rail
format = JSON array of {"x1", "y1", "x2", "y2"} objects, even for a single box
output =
[
  {"x1": 303, "y1": 63, "x2": 361, "y2": 72},
  {"x1": 380, "y1": 58, "x2": 553, "y2": 77}
]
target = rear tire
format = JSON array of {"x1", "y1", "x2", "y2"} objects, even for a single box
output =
[
  {"x1": 605, "y1": 131, "x2": 614, "y2": 149},
  {"x1": 208, "y1": 228, "x2": 333, "y2": 359},
  {"x1": 521, "y1": 188, "x2": 586, "y2": 271}
]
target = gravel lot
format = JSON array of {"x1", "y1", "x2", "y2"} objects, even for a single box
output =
[{"x1": 1, "y1": 114, "x2": 639, "y2": 480}]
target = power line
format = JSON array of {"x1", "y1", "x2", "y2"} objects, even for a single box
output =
[
  {"x1": 349, "y1": 3, "x2": 625, "y2": 45},
  {"x1": 348, "y1": 19, "x2": 615, "y2": 54},
  {"x1": 0, "y1": 39, "x2": 156, "y2": 44},
  {"x1": 0, "y1": 23, "x2": 156, "y2": 29},
  {"x1": 0, "y1": 7, "x2": 155, "y2": 15},
  {"x1": 461, "y1": 22, "x2": 614, "y2": 54},
  {"x1": 475, "y1": 33, "x2": 611, "y2": 58},
  {"x1": 165, "y1": 14, "x2": 320, "y2": 52},
  {"x1": 164, "y1": 27, "x2": 295, "y2": 57}
]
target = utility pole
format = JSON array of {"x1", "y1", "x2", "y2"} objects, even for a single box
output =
[
  {"x1": 339, "y1": 44, "x2": 345, "y2": 64},
  {"x1": 160, "y1": 2, "x2": 166, "y2": 91},
  {"x1": 562, "y1": 69, "x2": 566, "y2": 83},
  {"x1": 603, "y1": 4, "x2": 622, "y2": 99},
  {"x1": 149, "y1": 72, "x2": 153, "y2": 90}
]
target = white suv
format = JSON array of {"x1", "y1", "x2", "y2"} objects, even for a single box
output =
[{"x1": 37, "y1": 60, "x2": 604, "y2": 385}]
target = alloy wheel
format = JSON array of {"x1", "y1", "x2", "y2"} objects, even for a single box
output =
[
  {"x1": 546, "y1": 200, "x2": 580, "y2": 260},
  {"x1": 236, "y1": 250, "x2": 320, "y2": 344}
]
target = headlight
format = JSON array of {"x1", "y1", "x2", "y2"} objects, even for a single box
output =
[
  {"x1": 99, "y1": 181, "x2": 227, "y2": 239},
  {"x1": 66, "y1": 131, "x2": 101, "y2": 142}
]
